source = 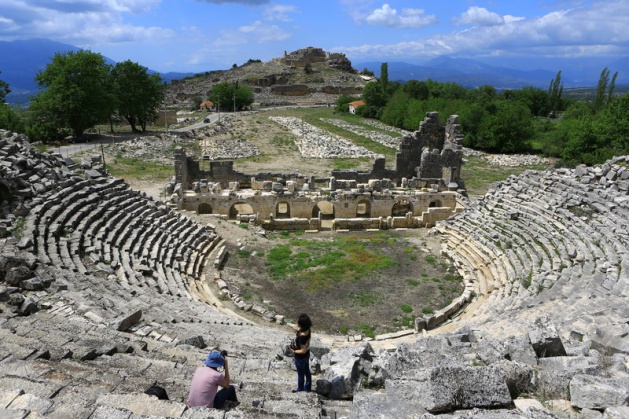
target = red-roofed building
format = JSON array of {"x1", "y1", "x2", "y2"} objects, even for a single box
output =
[
  {"x1": 348, "y1": 100, "x2": 365, "y2": 114},
  {"x1": 199, "y1": 101, "x2": 214, "y2": 111}
]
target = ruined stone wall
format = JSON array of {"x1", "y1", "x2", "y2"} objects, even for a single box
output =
[
  {"x1": 175, "y1": 148, "x2": 308, "y2": 190},
  {"x1": 179, "y1": 190, "x2": 457, "y2": 221}
]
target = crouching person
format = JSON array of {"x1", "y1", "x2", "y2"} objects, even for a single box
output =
[{"x1": 187, "y1": 350, "x2": 239, "y2": 409}]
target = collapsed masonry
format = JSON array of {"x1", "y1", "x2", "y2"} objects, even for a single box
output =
[{"x1": 170, "y1": 112, "x2": 466, "y2": 230}]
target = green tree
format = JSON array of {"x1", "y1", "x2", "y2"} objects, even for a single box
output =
[
  {"x1": 210, "y1": 82, "x2": 253, "y2": 112},
  {"x1": 111, "y1": 60, "x2": 164, "y2": 132},
  {"x1": 30, "y1": 50, "x2": 115, "y2": 138},
  {"x1": 234, "y1": 84, "x2": 254, "y2": 111},
  {"x1": 470, "y1": 101, "x2": 533, "y2": 153},
  {"x1": 0, "y1": 71, "x2": 10, "y2": 103},
  {"x1": 381, "y1": 90, "x2": 410, "y2": 128},
  {"x1": 335, "y1": 94, "x2": 359, "y2": 113},
  {"x1": 402, "y1": 80, "x2": 429, "y2": 100},
  {"x1": 594, "y1": 68, "x2": 618, "y2": 113},
  {"x1": 547, "y1": 71, "x2": 563, "y2": 115},
  {"x1": 380, "y1": 62, "x2": 389, "y2": 92},
  {"x1": 517, "y1": 86, "x2": 550, "y2": 117},
  {"x1": 304, "y1": 63, "x2": 313, "y2": 74}
]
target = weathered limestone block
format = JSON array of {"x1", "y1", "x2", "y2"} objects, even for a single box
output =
[
  {"x1": 385, "y1": 365, "x2": 512, "y2": 413},
  {"x1": 570, "y1": 375, "x2": 629, "y2": 410},
  {"x1": 95, "y1": 393, "x2": 187, "y2": 417},
  {"x1": 318, "y1": 342, "x2": 373, "y2": 399},
  {"x1": 528, "y1": 317, "x2": 566, "y2": 358},
  {"x1": 349, "y1": 390, "x2": 427, "y2": 419},
  {"x1": 112, "y1": 309, "x2": 142, "y2": 332}
]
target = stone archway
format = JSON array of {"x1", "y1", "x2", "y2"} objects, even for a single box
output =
[
  {"x1": 356, "y1": 199, "x2": 371, "y2": 218},
  {"x1": 392, "y1": 198, "x2": 413, "y2": 216},
  {"x1": 229, "y1": 202, "x2": 255, "y2": 220},
  {"x1": 312, "y1": 201, "x2": 335, "y2": 220},
  {"x1": 197, "y1": 203, "x2": 213, "y2": 214},
  {"x1": 276, "y1": 202, "x2": 291, "y2": 219},
  {"x1": 429, "y1": 200, "x2": 442, "y2": 208}
]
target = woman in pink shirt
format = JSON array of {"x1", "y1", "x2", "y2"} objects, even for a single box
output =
[{"x1": 187, "y1": 350, "x2": 239, "y2": 409}]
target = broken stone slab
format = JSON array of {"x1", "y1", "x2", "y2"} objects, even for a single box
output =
[
  {"x1": 569, "y1": 374, "x2": 629, "y2": 410},
  {"x1": 111, "y1": 310, "x2": 142, "y2": 332},
  {"x1": 349, "y1": 389, "x2": 428, "y2": 419},
  {"x1": 385, "y1": 365, "x2": 512, "y2": 413},
  {"x1": 319, "y1": 342, "x2": 374, "y2": 399},
  {"x1": 94, "y1": 393, "x2": 184, "y2": 417},
  {"x1": 8, "y1": 392, "x2": 54, "y2": 416},
  {"x1": 528, "y1": 317, "x2": 566, "y2": 358}
]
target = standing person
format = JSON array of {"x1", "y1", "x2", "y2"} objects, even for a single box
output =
[
  {"x1": 187, "y1": 350, "x2": 239, "y2": 409},
  {"x1": 289, "y1": 313, "x2": 312, "y2": 392}
]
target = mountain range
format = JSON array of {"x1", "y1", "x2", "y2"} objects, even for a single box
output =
[
  {"x1": 0, "y1": 39, "x2": 194, "y2": 104},
  {"x1": 0, "y1": 39, "x2": 627, "y2": 105},
  {"x1": 355, "y1": 55, "x2": 628, "y2": 90}
]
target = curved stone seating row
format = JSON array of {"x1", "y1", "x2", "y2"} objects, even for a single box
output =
[
  {"x1": 23, "y1": 176, "x2": 220, "y2": 299},
  {"x1": 438, "y1": 157, "x2": 629, "y2": 333},
  {"x1": 0, "y1": 284, "x2": 318, "y2": 419}
]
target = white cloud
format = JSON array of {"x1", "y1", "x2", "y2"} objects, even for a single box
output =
[
  {"x1": 215, "y1": 20, "x2": 291, "y2": 46},
  {"x1": 339, "y1": 0, "x2": 629, "y2": 60},
  {"x1": 263, "y1": 4, "x2": 298, "y2": 22},
  {"x1": 0, "y1": 0, "x2": 170, "y2": 44},
  {"x1": 453, "y1": 7, "x2": 506, "y2": 27},
  {"x1": 339, "y1": 0, "x2": 378, "y2": 22},
  {"x1": 366, "y1": 3, "x2": 437, "y2": 28}
]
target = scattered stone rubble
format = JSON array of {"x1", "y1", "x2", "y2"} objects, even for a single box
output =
[
  {"x1": 269, "y1": 116, "x2": 378, "y2": 159},
  {"x1": 1, "y1": 127, "x2": 628, "y2": 418},
  {"x1": 104, "y1": 132, "x2": 198, "y2": 165},
  {"x1": 201, "y1": 138, "x2": 259, "y2": 160},
  {"x1": 321, "y1": 118, "x2": 401, "y2": 149}
]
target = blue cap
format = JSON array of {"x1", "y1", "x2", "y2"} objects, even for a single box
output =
[{"x1": 204, "y1": 351, "x2": 225, "y2": 368}]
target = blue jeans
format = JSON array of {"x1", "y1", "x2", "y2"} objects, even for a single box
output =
[
  {"x1": 294, "y1": 357, "x2": 311, "y2": 392},
  {"x1": 213, "y1": 385, "x2": 238, "y2": 408}
]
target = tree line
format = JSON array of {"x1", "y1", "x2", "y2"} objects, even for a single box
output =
[
  {"x1": 0, "y1": 50, "x2": 165, "y2": 142},
  {"x1": 337, "y1": 63, "x2": 627, "y2": 166}
]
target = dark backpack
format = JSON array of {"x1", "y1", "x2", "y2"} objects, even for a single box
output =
[{"x1": 145, "y1": 384, "x2": 169, "y2": 400}]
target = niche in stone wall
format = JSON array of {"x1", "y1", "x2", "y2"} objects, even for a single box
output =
[
  {"x1": 197, "y1": 203, "x2": 213, "y2": 214},
  {"x1": 429, "y1": 200, "x2": 442, "y2": 208},
  {"x1": 0, "y1": 182, "x2": 10, "y2": 203},
  {"x1": 312, "y1": 201, "x2": 335, "y2": 219},
  {"x1": 229, "y1": 202, "x2": 255, "y2": 219},
  {"x1": 276, "y1": 202, "x2": 291, "y2": 218},
  {"x1": 392, "y1": 198, "x2": 413, "y2": 216},
  {"x1": 356, "y1": 199, "x2": 371, "y2": 218}
]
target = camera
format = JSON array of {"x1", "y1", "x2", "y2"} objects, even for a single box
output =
[{"x1": 289, "y1": 339, "x2": 297, "y2": 350}]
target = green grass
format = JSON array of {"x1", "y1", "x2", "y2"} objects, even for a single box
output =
[
  {"x1": 12, "y1": 217, "x2": 25, "y2": 240},
  {"x1": 400, "y1": 304, "x2": 413, "y2": 313},
  {"x1": 106, "y1": 156, "x2": 172, "y2": 181},
  {"x1": 266, "y1": 237, "x2": 395, "y2": 290},
  {"x1": 461, "y1": 155, "x2": 548, "y2": 196},
  {"x1": 238, "y1": 249, "x2": 251, "y2": 258},
  {"x1": 406, "y1": 279, "x2": 420, "y2": 286},
  {"x1": 349, "y1": 290, "x2": 382, "y2": 307},
  {"x1": 331, "y1": 157, "x2": 370, "y2": 170}
]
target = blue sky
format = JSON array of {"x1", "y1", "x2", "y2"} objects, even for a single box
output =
[{"x1": 0, "y1": 0, "x2": 627, "y2": 73}]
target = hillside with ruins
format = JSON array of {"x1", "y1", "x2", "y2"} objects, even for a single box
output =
[{"x1": 164, "y1": 47, "x2": 370, "y2": 108}]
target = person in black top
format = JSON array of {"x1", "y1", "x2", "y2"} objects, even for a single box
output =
[{"x1": 289, "y1": 313, "x2": 312, "y2": 392}]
